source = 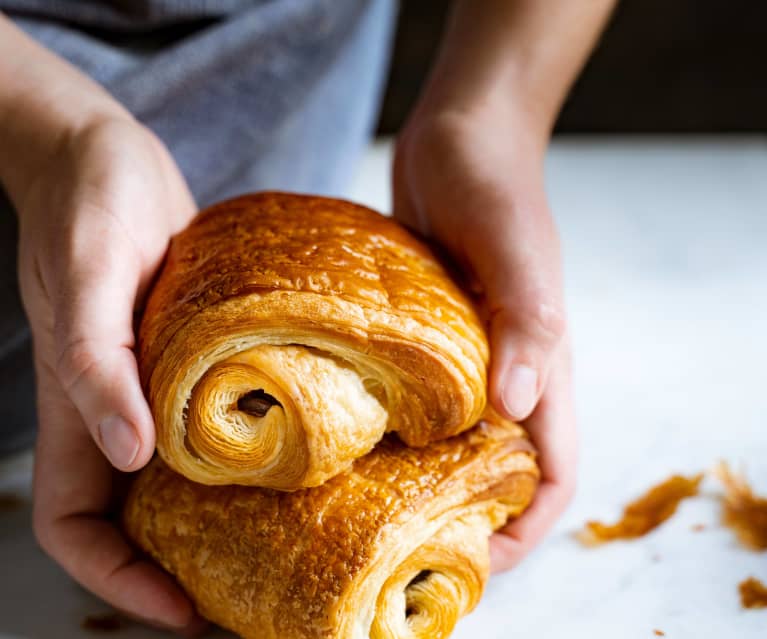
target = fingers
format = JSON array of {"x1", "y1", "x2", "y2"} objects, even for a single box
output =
[
  {"x1": 32, "y1": 363, "x2": 204, "y2": 634},
  {"x1": 48, "y1": 209, "x2": 154, "y2": 471},
  {"x1": 393, "y1": 122, "x2": 566, "y2": 422},
  {"x1": 465, "y1": 188, "x2": 566, "y2": 423},
  {"x1": 19, "y1": 118, "x2": 198, "y2": 473},
  {"x1": 489, "y1": 339, "x2": 576, "y2": 572}
]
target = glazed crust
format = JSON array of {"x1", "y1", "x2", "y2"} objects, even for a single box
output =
[
  {"x1": 138, "y1": 192, "x2": 489, "y2": 489},
  {"x1": 123, "y1": 419, "x2": 539, "y2": 639}
]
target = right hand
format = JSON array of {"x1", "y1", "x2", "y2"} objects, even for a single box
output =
[
  {"x1": 11, "y1": 112, "x2": 203, "y2": 633},
  {"x1": 393, "y1": 102, "x2": 575, "y2": 572}
]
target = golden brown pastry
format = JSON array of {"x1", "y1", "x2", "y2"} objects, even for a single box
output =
[
  {"x1": 139, "y1": 192, "x2": 488, "y2": 489},
  {"x1": 123, "y1": 419, "x2": 538, "y2": 639}
]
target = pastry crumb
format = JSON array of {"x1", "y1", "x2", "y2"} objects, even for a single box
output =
[
  {"x1": 653, "y1": 630, "x2": 665, "y2": 636},
  {"x1": 740, "y1": 577, "x2": 767, "y2": 609},
  {"x1": 715, "y1": 463, "x2": 767, "y2": 550},
  {"x1": 577, "y1": 473, "x2": 703, "y2": 545},
  {"x1": 81, "y1": 613, "x2": 122, "y2": 632},
  {"x1": 691, "y1": 523, "x2": 706, "y2": 532}
]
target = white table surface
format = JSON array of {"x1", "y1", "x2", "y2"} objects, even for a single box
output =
[{"x1": 2, "y1": 137, "x2": 766, "y2": 638}]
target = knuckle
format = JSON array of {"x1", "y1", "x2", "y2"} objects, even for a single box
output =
[
  {"x1": 55, "y1": 338, "x2": 102, "y2": 394},
  {"x1": 521, "y1": 293, "x2": 567, "y2": 346}
]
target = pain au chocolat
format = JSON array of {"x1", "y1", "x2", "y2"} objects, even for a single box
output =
[
  {"x1": 138, "y1": 192, "x2": 490, "y2": 489},
  {"x1": 123, "y1": 418, "x2": 538, "y2": 639}
]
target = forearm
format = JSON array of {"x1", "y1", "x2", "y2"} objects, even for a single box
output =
[
  {"x1": 0, "y1": 13, "x2": 129, "y2": 204},
  {"x1": 416, "y1": 0, "x2": 616, "y2": 139}
]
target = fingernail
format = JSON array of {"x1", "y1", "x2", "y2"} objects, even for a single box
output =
[
  {"x1": 502, "y1": 365, "x2": 538, "y2": 419},
  {"x1": 98, "y1": 415, "x2": 139, "y2": 469}
]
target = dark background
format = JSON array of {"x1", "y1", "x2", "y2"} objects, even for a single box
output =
[{"x1": 377, "y1": 0, "x2": 767, "y2": 134}]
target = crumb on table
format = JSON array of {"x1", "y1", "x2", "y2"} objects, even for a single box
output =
[
  {"x1": 716, "y1": 463, "x2": 767, "y2": 551},
  {"x1": 740, "y1": 576, "x2": 767, "y2": 609},
  {"x1": 576, "y1": 473, "x2": 703, "y2": 546}
]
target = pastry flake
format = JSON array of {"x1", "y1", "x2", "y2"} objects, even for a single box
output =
[
  {"x1": 577, "y1": 473, "x2": 703, "y2": 545},
  {"x1": 715, "y1": 462, "x2": 767, "y2": 551},
  {"x1": 739, "y1": 577, "x2": 767, "y2": 609}
]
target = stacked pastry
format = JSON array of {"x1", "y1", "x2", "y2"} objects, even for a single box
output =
[{"x1": 123, "y1": 192, "x2": 539, "y2": 639}]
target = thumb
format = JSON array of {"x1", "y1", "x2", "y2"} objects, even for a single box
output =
[
  {"x1": 468, "y1": 197, "x2": 566, "y2": 422},
  {"x1": 50, "y1": 219, "x2": 155, "y2": 472}
]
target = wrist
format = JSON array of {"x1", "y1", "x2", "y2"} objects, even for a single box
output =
[
  {"x1": 407, "y1": 0, "x2": 615, "y2": 146},
  {"x1": 0, "y1": 97, "x2": 131, "y2": 211},
  {"x1": 403, "y1": 95, "x2": 550, "y2": 170},
  {"x1": 0, "y1": 15, "x2": 132, "y2": 208},
  {"x1": 407, "y1": 57, "x2": 559, "y2": 157}
]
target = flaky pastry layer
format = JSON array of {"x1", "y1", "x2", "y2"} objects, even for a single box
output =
[
  {"x1": 123, "y1": 420, "x2": 538, "y2": 639},
  {"x1": 138, "y1": 192, "x2": 489, "y2": 488}
]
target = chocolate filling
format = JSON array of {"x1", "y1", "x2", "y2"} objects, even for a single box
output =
[
  {"x1": 408, "y1": 570, "x2": 432, "y2": 587},
  {"x1": 405, "y1": 570, "x2": 432, "y2": 617},
  {"x1": 237, "y1": 390, "x2": 281, "y2": 417}
]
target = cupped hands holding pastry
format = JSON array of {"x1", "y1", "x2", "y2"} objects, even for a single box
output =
[
  {"x1": 0, "y1": 0, "x2": 616, "y2": 634},
  {"x1": 0, "y1": 16, "x2": 204, "y2": 634}
]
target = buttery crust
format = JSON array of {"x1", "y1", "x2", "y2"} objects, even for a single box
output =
[
  {"x1": 139, "y1": 192, "x2": 489, "y2": 489},
  {"x1": 123, "y1": 419, "x2": 539, "y2": 639}
]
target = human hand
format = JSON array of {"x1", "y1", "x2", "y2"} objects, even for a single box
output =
[
  {"x1": 393, "y1": 102, "x2": 575, "y2": 572},
  {"x1": 391, "y1": 0, "x2": 615, "y2": 570},
  {"x1": 11, "y1": 113, "x2": 203, "y2": 632}
]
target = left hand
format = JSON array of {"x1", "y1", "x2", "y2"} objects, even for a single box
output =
[{"x1": 393, "y1": 101, "x2": 576, "y2": 571}]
